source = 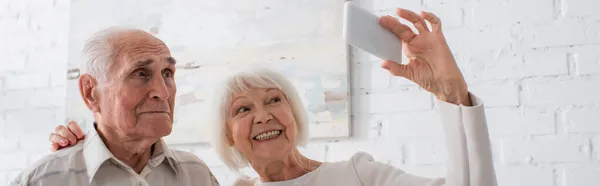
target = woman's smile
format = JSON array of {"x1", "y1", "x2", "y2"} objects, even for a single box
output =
[{"x1": 253, "y1": 130, "x2": 283, "y2": 141}]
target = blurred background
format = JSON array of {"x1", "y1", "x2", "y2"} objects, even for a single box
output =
[{"x1": 1, "y1": 0, "x2": 599, "y2": 185}]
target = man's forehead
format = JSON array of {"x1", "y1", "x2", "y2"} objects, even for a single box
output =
[
  {"x1": 116, "y1": 45, "x2": 175, "y2": 66},
  {"x1": 114, "y1": 30, "x2": 160, "y2": 43},
  {"x1": 131, "y1": 57, "x2": 177, "y2": 67},
  {"x1": 113, "y1": 31, "x2": 170, "y2": 53},
  {"x1": 109, "y1": 55, "x2": 176, "y2": 75},
  {"x1": 107, "y1": 31, "x2": 175, "y2": 66}
]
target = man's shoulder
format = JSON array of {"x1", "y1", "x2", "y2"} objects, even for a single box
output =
[
  {"x1": 24, "y1": 141, "x2": 85, "y2": 172},
  {"x1": 10, "y1": 142, "x2": 86, "y2": 185},
  {"x1": 168, "y1": 149, "x2": 219, "y2": 185},
  {"x1": 169, "y1": 149, "x2": 211, "y2": 169}
]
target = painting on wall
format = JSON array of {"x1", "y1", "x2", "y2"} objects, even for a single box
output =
[{"x1": 66, "y1": 0, "x2": 351, "y2": 144}]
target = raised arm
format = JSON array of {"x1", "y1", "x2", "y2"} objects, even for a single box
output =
[
  {"x1": 353, "y1": 94, "x2": 496, "y2": 186},
  {"x1": 457, "y1": 97, "x2": 497, "y2": 185},
  {"x1": 437, "y1": 93, "x2": 497, "y2": 186},
  {"x1": 352, "y1": 7, "x2": 497, "y2": 186}
]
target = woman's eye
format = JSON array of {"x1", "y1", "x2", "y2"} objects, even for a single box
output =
[
  {"x1": 236, "y1": 107, "x2": 249, "y2": 114},
  {"x1": 269, "y1": 97, "x2": 281, "y2": 103}
]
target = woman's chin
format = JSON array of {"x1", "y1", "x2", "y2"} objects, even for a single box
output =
[{"x1": 251, "y1": 135, "x2": 292, "y2": 157}]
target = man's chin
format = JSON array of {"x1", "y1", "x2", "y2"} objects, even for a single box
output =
[
  {"x1": 158, "y1": 127, "x2": 172, "y2": 137},
  {"x1": 136, "y1": 120, "x2": 173, "y2": 137},
  {"x1": 136, "y1": 128, "x2": 171, "y2": 141},
  {"x1": 151, "y1": 123, "x2": 173, "y2": 137}
]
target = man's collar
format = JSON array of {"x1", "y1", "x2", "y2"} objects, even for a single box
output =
[
  {"x1": 82, "y1": 123, "x2": 180, "y2": 183},
  {"x1": 82, "y1": 123, "x2": 114, "y2": 183},
  {"x1": 150, "y1": 137, "x2": 181, "y2": 178}
]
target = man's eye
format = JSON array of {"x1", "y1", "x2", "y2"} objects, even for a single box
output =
[
  {"x1": 163, "y1": 70, "x2": 173, "y2": 78},
  {"x1": 136, "y1": 71, "x2": 148, "y2": 77}
]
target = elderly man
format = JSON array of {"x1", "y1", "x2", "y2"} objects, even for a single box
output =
[{"x1": 10, "y1": 27, "x2": 219, "y2": 186}]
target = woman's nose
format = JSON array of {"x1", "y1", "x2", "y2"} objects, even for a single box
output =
[{"x1": 253, "y1": 108, "x2": 273, "y2": 124}]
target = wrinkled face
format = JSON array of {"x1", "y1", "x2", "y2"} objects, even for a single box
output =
[
  {"x1": 227, "y1": 88, "x2": 297, "y2": 161},
  {"x1": 99, "y1": 31, "x2": 177, "y2": 140}
]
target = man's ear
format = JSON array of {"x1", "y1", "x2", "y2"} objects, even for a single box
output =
[{"x1": 79, "y1": 74, "x2": 101, "y2": 113}]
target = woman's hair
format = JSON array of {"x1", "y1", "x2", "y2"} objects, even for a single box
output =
[{"x1": 209, "y1": 67, "x2": 309, "y2": 173}]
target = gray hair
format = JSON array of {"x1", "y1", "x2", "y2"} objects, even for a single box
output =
[
  {"x1": 209, "y1": 68, "x2": 310, "y2": 173},
  {"x1": 80, "y1": 26, "x2": 141, "y2": 83}
]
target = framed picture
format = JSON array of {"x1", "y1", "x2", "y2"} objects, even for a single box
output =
[{"x1": 66, "y1": 0, "x2": 351, "y2": 144}]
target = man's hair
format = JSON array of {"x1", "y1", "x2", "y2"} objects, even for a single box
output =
[{"x1": 80, "y1": 26, "x2": 142, "y2": 83}]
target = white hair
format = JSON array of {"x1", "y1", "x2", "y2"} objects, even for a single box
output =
[
  {"x1": 80, "y1": 26, "x2": 141, "y2": 83},
  {"x1": 209, "y1": 67, "x2": 310, "y2": 173}
]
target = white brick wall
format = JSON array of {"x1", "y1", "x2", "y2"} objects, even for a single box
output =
[
  {"x1": 0, "y1": 0, "x2": 69, "y2": 184},
  {"x1": 503, "y1": 136, "x2": 591, "y2": 164},
  {"x1": 563, "y1": 0, "x2": 600, "y2": 19},
  {"x1": 469, "y1": 81, "x2": 520, "y2": 107},
  {"x1": 496, "y1": 166, "x2": 555, "y2": 186},
  {"x1": 561, "y1": 166, "x2": 600, "y2": 186},
  {"x1": 523, "y1": 77, "x2": 600, "y2": 106},
  {"x1": 486, "y1": 108, "x2": 556, "y2": 137},
  {"x1": 368, "y1": 87, "x2": 433, "y2": 113},
  {"x1": 565, "y1": 107, "x2": 600, "y2": 133},
  {"x1": 1, "y1": 0, "x2": 600, "y2": 186},
  {"x1": 574, "y1": 45, "x2": 600, "y2": 75}
]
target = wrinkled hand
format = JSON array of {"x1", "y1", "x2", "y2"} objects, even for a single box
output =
[
  {"x1": 379, "y1": 8, "x2": 471, "y2": 106},
  {"x1": 49, "y1": 121, "x2": 86, "y2": 152}
]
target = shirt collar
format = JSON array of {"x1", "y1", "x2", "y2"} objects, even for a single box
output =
[
  {"x1": 82, "y1": 123, "x2": 180, "y2": 183},
  {"x1": 81, "y1": 123, "x2": 114, "y2": 183},
  {"x1": 149, "y1": 137, "x2": 181, "y2": 178}
]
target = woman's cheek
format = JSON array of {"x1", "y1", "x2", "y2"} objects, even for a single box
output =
[{"x1": 233, "y1": 118, "x2": 251, "y2": 142}]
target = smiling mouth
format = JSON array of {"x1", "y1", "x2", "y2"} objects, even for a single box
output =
[{"x1": 253, "y1": 130, "x2": 282, "y2": 141}]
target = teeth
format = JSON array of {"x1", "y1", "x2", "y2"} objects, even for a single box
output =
[{"x1": 255, "y1": 130, "x2": 281, "y2": 141}]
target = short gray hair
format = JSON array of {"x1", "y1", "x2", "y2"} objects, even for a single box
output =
[
  {"x1": 209, "y1": 68, "x2": 310, "y2": 173},
  {"x1": 80, "y1": 26, "x2": 140, "y2": 83}
]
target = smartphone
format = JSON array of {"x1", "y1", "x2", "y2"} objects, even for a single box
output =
[{"x1": 343, "y1": 1, "x2": 403, "y2": 63}]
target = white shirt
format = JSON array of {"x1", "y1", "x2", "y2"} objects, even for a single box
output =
[
  {"x1": 9, "y1": 125, "x2": 219, "y2": 186},
  {"x1": 234, "y1": 93, "x2": 498, "y2": 186}
]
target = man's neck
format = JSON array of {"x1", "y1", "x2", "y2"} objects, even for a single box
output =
[{"x1": 95, "y1": 124, "x2": 157, "y2": 174}]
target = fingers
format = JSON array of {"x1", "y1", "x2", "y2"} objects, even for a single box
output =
[
  {"x1": 49, "y1": 121, "x2": 86, "y2": 152},
  {"x1": 420, "y1": 11, "x2": 442, "y2": 32},
  {"x1": 66, "y1": 121, "x2": 85, "y2": 140},
  {"x1": 396, "y1": 8, "x2": 429, "y2": 33},
  {"x1": 51, "y1": 143, "x2": 59, "y2": 152},
  {"x1": 381, "y1": 60, "x2": 411, "y2": 78},
  {"x1": 49, "y1": 133, "x2": 70, "y2": 147},
  {"x1": 54, "y1": 125, "x2": 77, "y2": 145},
  {"x1": 379, "y1": 15, "x2": 417, "y2": 43}
]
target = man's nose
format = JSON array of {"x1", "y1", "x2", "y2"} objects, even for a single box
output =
[
  {"x1": 253, "y1": 107, "x2": 273, "y2": 125},
  {"x1": 149, "y1": 76, "x2": 169, "y2": 101}
]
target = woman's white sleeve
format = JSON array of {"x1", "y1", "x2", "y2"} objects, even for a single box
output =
[
  {"x1": 353, "y1": 93, "x2": 498, "y2": 186},
  {"x1": 437, "y1": 92, "x2": 498, "y2": 186}
]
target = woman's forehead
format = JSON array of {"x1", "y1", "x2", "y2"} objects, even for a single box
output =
[{"x1": 231, "y1": 87, "x2": 282, "y2": 98}]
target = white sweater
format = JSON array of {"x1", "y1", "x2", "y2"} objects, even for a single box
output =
[{"x1": 235, "y1": 93, "x2": 498, "y2": 186}]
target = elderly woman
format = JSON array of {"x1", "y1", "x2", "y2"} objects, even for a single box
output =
[{"x1": 48, "y1": 9, "x2": 497, "y2": 186}]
